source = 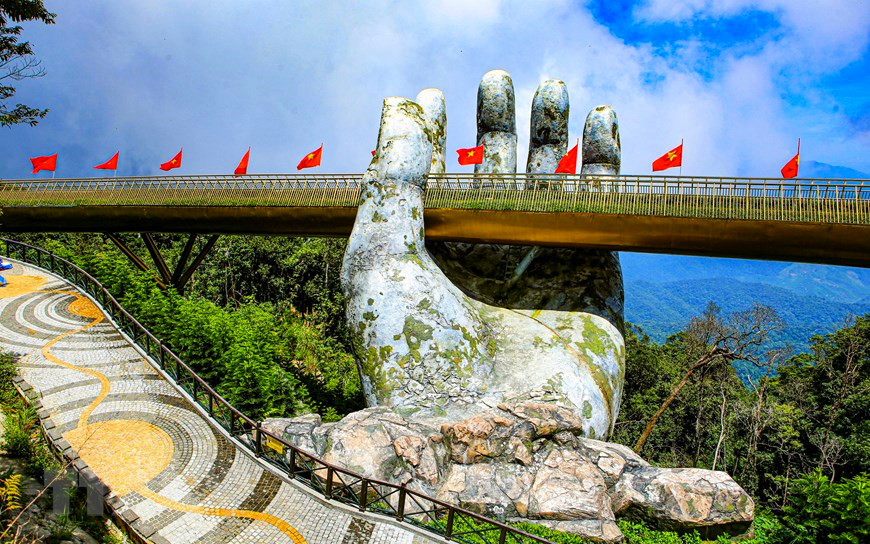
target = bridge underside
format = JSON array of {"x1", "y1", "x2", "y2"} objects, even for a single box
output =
[{"x1": 2, "y1": 205, "x2": 868, "y2": 267}]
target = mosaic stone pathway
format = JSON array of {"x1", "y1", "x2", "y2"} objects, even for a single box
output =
[{"x1": 0, "y1": 259, "x2": 437, "y2": 544}]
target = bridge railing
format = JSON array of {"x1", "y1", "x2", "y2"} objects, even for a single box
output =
[
  {"x1": 2, "y1": 173, "x2": 869, "y2": 224},
  {"x1": 0, "y1": 237, "x2": 553, "y2": 544}
]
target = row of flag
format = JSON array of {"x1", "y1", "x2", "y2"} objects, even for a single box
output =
[
  {"x1": 460, "y1": 138, "x2": 802, "y2": 179},
  {"x1": 648, "y1": 139, "x2": 802, "y2": 179},
  {"x1": 29, "y1": 144, "x2": 324, "y2": 175},
  {"x1": 26, "y1": 139, "x2": 802, "y2": 179}
]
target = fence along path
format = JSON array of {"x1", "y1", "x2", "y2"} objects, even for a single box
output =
[
  {"x1": 2, "y1": 174, "x2": 869, "y2": 225},
  {"x1": 0, "y1": 239, "x2": 553, "y2": 544}
]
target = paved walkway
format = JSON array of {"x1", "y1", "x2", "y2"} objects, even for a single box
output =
[{"x1": 0, "y1": 259, "x2": 436, "y2": 544}]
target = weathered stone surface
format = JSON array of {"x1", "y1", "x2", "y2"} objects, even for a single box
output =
[
  {"x1": 582, "y1": 105, "x2": 621, "y2": 175},
  {"x1": 475, "y1": 69, "x2": 517, "y2": 179},
  {"x1": 415, "y1": 88, "x2": 446, "y2": 175},
  {"x1": 441, "y1": 412, "x2": 521, "y2": 464},
  {"x1": 263, "y1": 413, "x2": 321, "y2": 454},
  {"x1": 610, "y1": 467, "x2": 754, "y2": 538},
  {"x1": 266, "y1": 404, "x2": 754, "y2": 543},
  {"x1": 342, "y1": 88, "x2": 623, "y2": 436},
  {"x1": 527, "y1": 79, "x2": 569, "y2": 178},
  {"x1": 578, "y1": 438, "x2": 649, "y2": 486},
  {"x1": 528, "y1": 449, "x2": 611, "y2": 521}
]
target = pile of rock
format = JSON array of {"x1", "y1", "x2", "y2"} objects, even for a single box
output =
[{"x1": 264, "y1": 402, "x2": 753, "y2": 542}]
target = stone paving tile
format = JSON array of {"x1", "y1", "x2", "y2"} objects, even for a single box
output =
[{"x1": 0, "y1": 260, "x2": 442, "y2": 544}]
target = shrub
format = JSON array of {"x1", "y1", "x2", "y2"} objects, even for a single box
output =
[
  {"x1": 2, "y1": 405, "x2": 37, "y2": 458},
  {"x1": 772, "y1": 469, "x2": 870, "y2": 544},
  {"x1": 617, "y1": 520, "x2": 702, "y2": 544}
]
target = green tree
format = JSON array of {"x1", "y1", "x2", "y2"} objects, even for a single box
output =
[
  {"x1": 1, "y1": 0, "x2": 55, "y2": 127},
  {"x1": 633, "y1": 303, "x2": 783, "y2": 455}
]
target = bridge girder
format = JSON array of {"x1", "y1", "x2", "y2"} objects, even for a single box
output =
[{"x1": 3, "y1": 206, "x2": 868, "y2": 268}]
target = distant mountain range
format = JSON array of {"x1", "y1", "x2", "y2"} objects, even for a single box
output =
[
  {"x1": 798, "y1": 160, "x2": 868, "y2": 179},
  {"x1": 620, "y1": 160, "x2": 869, "y2": 377},
  {"x1": 621, "y1": 255, "x2": 870, "y2": 379}
]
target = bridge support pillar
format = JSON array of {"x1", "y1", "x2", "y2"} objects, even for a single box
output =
[{"x1": 104, "y1": 233, "x2": 219, "y2": 294}]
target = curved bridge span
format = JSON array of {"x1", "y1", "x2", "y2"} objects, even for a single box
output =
[
  {"x1": 2, "y1": 174, "x2": 869, "y2": 267},
  {"x1": 0, "y1": 240, "x2": 554, "y2": 544}
]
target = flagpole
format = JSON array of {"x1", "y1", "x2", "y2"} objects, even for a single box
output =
[
  {"x1": 797, "y1": 137, "x2": 800, "y2": 178},
  {"x1": 576, "y1": 137, "x2": 580, "y2": 176},
  {"x1": 679, "y1": 138, "x2": 683, "y2": 177}
]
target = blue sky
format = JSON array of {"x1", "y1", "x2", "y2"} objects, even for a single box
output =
[{"x1": 1, "y1": 0, "x2": 868, "y2": 179}]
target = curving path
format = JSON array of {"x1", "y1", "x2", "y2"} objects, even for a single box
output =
[{"x1": 0, "y1": 259, "x2": 437, "y2": 544}]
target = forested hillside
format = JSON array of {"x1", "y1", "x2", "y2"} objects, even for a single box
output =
[
  {"x1": 623, "y1": 253, "x2": 870, "y2": 379},
  {"x1": 627, "y1": 278, "x2": 870, "y2": 365}
]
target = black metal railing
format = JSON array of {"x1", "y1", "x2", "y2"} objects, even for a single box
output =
[{"x1": 1, "y1": 238, "x2": 552, "y2": 544}]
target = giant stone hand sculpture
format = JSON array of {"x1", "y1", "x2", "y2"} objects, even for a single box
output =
[
  {"x1": 341, "y1": 70, "x2": 624, "y2": 439},
  {"x1": 272, "y1": 71, "x2": 753, "y2": 541}
]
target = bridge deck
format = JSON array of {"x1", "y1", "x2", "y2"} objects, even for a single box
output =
[{"x1": 2, "y1": 174, "x2": 869, "y2": 267}]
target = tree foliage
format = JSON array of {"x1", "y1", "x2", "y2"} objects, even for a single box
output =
[
  {"x1": 773, "y1": 470, "x2": 870, "y2": 544},
  {"x1": 0, "y1": 0, "x2": 54, "y2": 127},
  {"x1": 9, "y1": 232, "x2": 363, "y2": 419},
  {"x1": 633, "y1": 302, "x2": 784, "y2": 454}
]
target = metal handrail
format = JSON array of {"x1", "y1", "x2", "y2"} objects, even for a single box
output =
[
  {"x1": 1, "y1": 238, "x2": 552, "y2": 544},
  {"x1": 3, "y1": 174, "x2": 868, "y2": 225}
]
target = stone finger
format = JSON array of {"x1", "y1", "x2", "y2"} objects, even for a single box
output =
[
  {"x1": 347, "y1": 96, "x2": 432, "y2": 261},
  {"x1": 581, "y1": 105, "x2": 621, "y2": 176},
  {"x1": 476, "y1": 69, "x2": 517, "y2": 178},
  {"x1": 526, "y1": 79, "x2": 569, "y2": 176},
  {"x1": 416, "y1": 88, "x2": 447, "y2": 175}
]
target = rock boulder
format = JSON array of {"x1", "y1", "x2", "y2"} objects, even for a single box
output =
[{"x1": 264, "y1": 403, "x2": 754, "y2": 543}]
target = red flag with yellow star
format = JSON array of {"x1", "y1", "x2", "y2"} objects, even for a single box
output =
[
  {"x1": 160, "y1": 148, "x2": 183, "y2": 171},
  {"x1": 781, "y1": 139, "x2": 800, "y2": 179},
  {"x1": 555, "y1": 142, "x2": 579, "y2": 174},
  {"x1": 456, "y1": 144, "x2": 484, "y2": 165},
  {"x1": 652, "y1": 144, "x2": 682, "y2": 172},
  {"x1": 297, "y1": 144, "x2": 323, "y2": 170},
  {"x1": 94, "y1": 151, "x2": 119, "y2": 171}
]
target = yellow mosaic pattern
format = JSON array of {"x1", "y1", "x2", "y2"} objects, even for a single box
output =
[
  {"x1": 65, "y1": 420, "x2": 174, "y2": 496},
  {"x1": 0, "y1": 275, "x2": 47, "y2": 298},
  {"x1": 139, "y1": 487, "x2": 307, "y2": 543},
  {"x1": 4, "y1": 272, "x2": 308, "y2": 542}
]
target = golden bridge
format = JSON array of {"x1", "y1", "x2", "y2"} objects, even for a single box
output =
[{"x1": 2, "y1": 173, "x2": 869, "y2": 269}]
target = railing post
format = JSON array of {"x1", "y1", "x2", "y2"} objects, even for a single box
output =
[
  {"x1": 325, "y1": 467, "x2": 334, "y2": 499},
  {"x1": 359, "y1": 479, "x2": 368, "y2": 512},
  {"x1": 288, "y1": 448, "x2": 297, "y2": 477},
  {"x1": 499, "y1": 526, "x2": 507, "y2": 544},
  {"x1": 397, "y1": 482, "x2": 406, "y2": 521},
  {"x1": 445, "y1": 508, "x2": 455, "y2": 539},
  {"x1": 192, "y1": 376, "x2": 198, "y2": 404},
  {"x1": 255, "y1": 421, "x2": 263, "y2": 457}
]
